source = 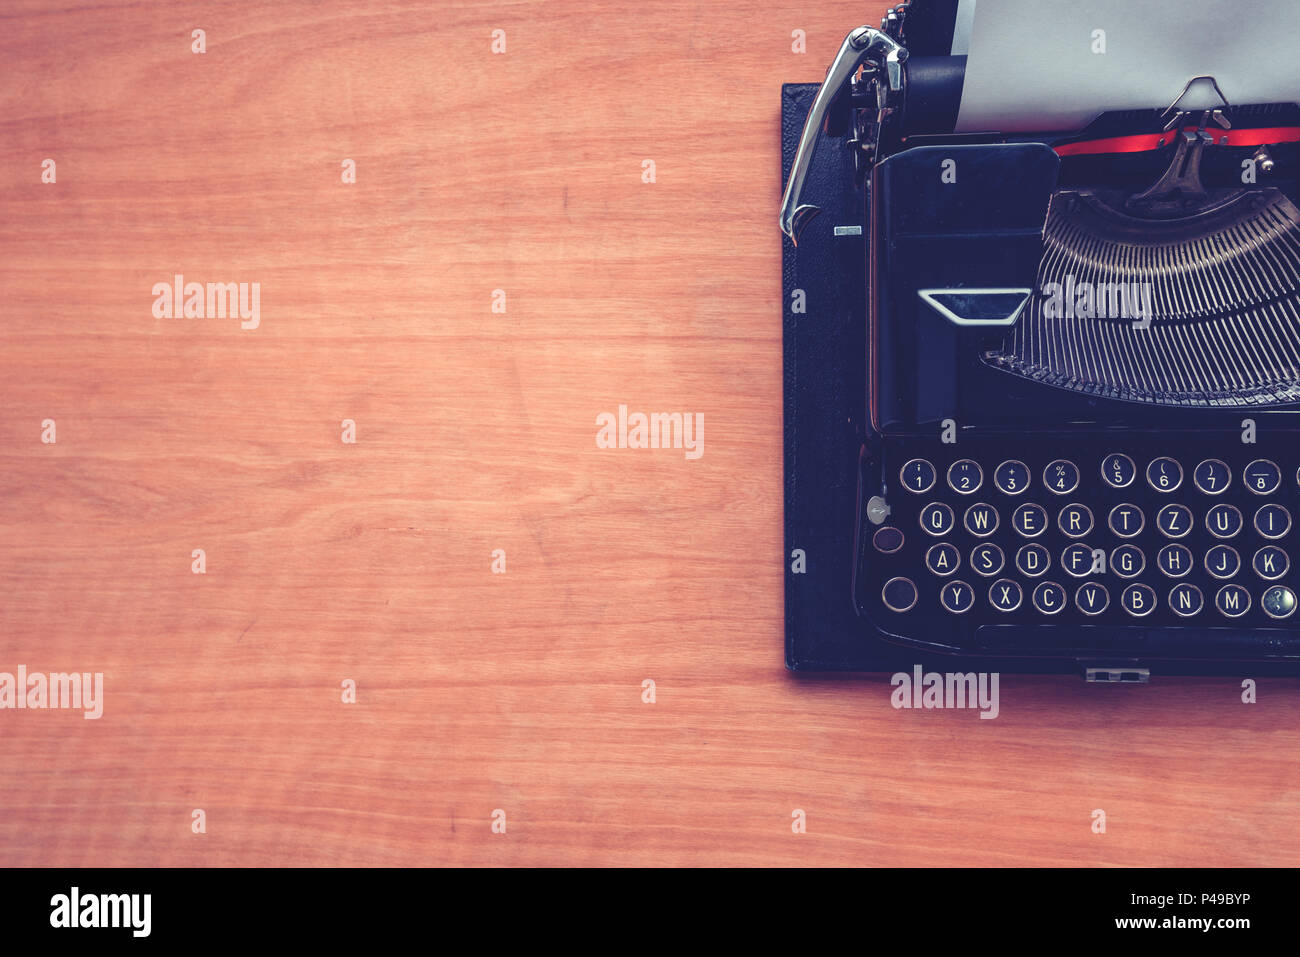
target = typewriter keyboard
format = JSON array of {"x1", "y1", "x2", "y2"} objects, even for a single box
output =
[{"x1": 865, "y1": 447, "x2": 1300, "y2": 656}]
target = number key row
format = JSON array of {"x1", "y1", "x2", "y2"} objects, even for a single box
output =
[{"x1": 902, "y1": 456, "x2": 1299, "y2": 496}]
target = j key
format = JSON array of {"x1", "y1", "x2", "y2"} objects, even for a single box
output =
[
  {"x1": 1061, "y1": 542, "x2": 1098, "y2": 578},
  {"x1": 1155, "y1": 503, "x2": 1192, "y2": 539},
  {"x1": 947, "y1": 459, "x2": 983, "y2": 495},
  {"x1": 1157, "y1": 543, "x2": 1193, "y2": 578},
  {"x1": 1107, "y1": 503, "x2": 1144, "y2": 538},
  {"x1": 1169, "y1": 582, "x2": 1204, "y2": 617},
  {"x1": 882, "y1": 576, "x2": 918, "y2": 613},
  {"x1": 969, "y1": 542, "x2": 1005, "y2": 577},
  {"x1": 1110, "y1": 544, "x2": 1145, "y2": 579},
  {"x1": 1012, "y1": 502, "x2": 1048, "y2": 538},
  {"x1": 940, "y1": 579, "x2": 976, "y2": 614},
  {"x1": 1101, "y1": 453, "x2": 1136, "y2": 489},
  {"x1": 1205, "y1": 503, "x2": 1243, "y2": 539},
  {"x1": 964, "y1": 503, "x2": 1000, "y2": 537},
  {"x1": 1146, "y1": 456, "x2": 1183, "y2": 493},
  {"x1": 900, "y1": 458, "x2": 936, "y2": 494},
  {"x1": 1043, "y1": 459, "x2": 1079, "y2": 495},
  {"x1": 1204, "y1": 544, "x2": 1241, "y2": 580},
  {"x1": 925, "y1": 542, "x2": 961, "y2": 576},
  {"x1": 1016, "y1": 543, "x2": 1051, "y2": 578},
  {"x1": 993, "y1": 459, "x2": 1031, "y2": 496},
  {"x1": 1215, "y1": 584, "x2": 1251, "y2": 619},
  {"x1": 1120, "y1": 583, "x2": 1156, "y2": 618},
  {"x1": 1254, "y1": 503, "x2": 1292, "y2": 539},
  {"x1": 872, "y1": 526, "x2": 904, "y2": 554},
  {"x1": 1074, "y1": 582, "x2": 1109, "y2": 616},
  {"x1": 989, "y1": 578, "x2": 1022, "y2": 612},
  {"x1": 1032, "y1": 581, "x2": 1066, "y2": 615},
  {"x1": 1244, "y1": 459, "x2": 1281, "y2": 495},
  {"x1": 920, "y1": 502, "x2": 955, "y2": 536},
  {"x1": 1252, "y1": 545, "x2": 1289, "y2": 581},
  {"x1": 1262, "y1": 584, "x2": 1297, "y2": 620},
  {"x1": 1057, "y1": 503, "x2": 1094, "y2": 538},
  {"x1": 1193, "y1": 458, "x2": 1231, "y2": 495}
]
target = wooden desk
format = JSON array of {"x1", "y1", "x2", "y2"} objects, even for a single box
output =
[{"x1": 1, "y1": 0, "x2": 1296, "y2": 867}]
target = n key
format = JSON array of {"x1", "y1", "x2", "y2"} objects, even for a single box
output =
[{"x1": 1169, "y1": 582, "x2": 1204, "y2": 617}]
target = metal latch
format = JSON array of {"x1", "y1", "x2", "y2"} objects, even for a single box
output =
[
  {"x1": 1085, "y1": 667, "x2": 1150, "y2": 684},
  {"x1": 778, "y1": 25, "x2": 908, "y2": 244}
]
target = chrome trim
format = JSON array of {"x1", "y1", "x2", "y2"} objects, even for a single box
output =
[{"x1": 778, "y1": 25, "x2": 907, "y2": 244}]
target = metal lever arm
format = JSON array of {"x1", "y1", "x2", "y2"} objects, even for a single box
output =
[{"x1": 778, "y1": 25, "x2": 907, "y2": 244}]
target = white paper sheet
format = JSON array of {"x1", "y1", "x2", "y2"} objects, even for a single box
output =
[{"x1": 954, "y1": 0, "x2": 1300, "y2": 133}]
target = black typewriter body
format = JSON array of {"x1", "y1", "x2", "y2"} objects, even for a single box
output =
[{"x1": 780, "y1": 0, "x2": 1300, "y2": 675}]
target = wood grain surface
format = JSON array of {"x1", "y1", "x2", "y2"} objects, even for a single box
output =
[{"x1": 1, "y1": 0, "x2": 1297, "y2": 867}]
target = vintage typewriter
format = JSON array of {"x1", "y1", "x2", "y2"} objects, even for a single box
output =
[{"x1": 780, "y1": 0, "x2": 1300, "y2": 677}]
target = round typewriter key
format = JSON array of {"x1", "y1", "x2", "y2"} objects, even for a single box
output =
[
  {"x1": 919, "y1": 502, "x2": 955, "y2": 537},
  {"x1": 1145, "y1": 456, "x2": 1183, "y2": 493},
  {"x1": 1107, "y1": 503, "x2": 1144, "y2": 538},
  {"x1": 940, "y1": 579, "x2": 975, "y2": 614},
  {"x1": 1110, "y1": 544, "x2": 1145, "y2": 579},
  {"x1": 1061, "y1": 542, "x2": 1098, "y2": 578},
  {"x1": 1155, "y1": 502, "x2": 1193, "y2": 539},
  {"x1": 1193, "y1": 458, "x2": 1231, "y2": 495},
  {"x1": 1252, "y1": 545, "x2": 1289, "y2": 581},
  {"x1": 1043, "y1": 459, "x2": 1079, "y2": 495},
  {"x1": 1157, "y1": 543, "x2": 1193, "y2": 578},
  {"x1": 947, "y1": 459, "x2": 983, "y2": 495},
  {"x1": 1215, "y1": 584, "x2": 1251, "y2": 619},
  {"x1": 1120, "y1": 583, "x2": 1157, "y2": 618},
  {"x1": 1262, "y1": 584, "x2": 1297, "y2": 620},
  {"x1": 993, "y1": 459, "x2": 1031, "y2": 495},
  {"x1": 1016, "y1": 543, "x2": 1051, "y2": 578},
  {"x1": 1101, "y1": 453, "x2": 1136, "y2": 489},
  {"x1": 1032, "y1": 581, "x2": 1067, "y2": 615},
  {"x1": 1205, "y1": 503, "x2": 1243, "y2": 539},
  {"x1": 900, "y1": 458, "x2": 936, "y2": 494},
  {"x1": 872, "y1": 526, "x2": 904, "y2": 554},
  {"x1": 1057, "y1": 503, "x2": 1093, "y2": 538},
  {"x1": 1168, "y1": 582, "x2": 1204, "y2": 618},
  {"x1": 1254, "y1": 503, "x2": 1292, "y2": 539},
  {"x1": 989, "y1": 578, "x2": 1022, "y2": 613},
  {"x1": 1011, "y1": 502, "x2": 1048, "y2": 538},
  {"x1": 1204, "y1": 544, "x2": 1241, "y2": 580},
  {"x1": 925, "y1": 542, "x2": 961, "y2": 577},
  {"x1": 881, "y1": 576, "x2": 918, "y2": 613},
  {"x1": 1074, "y1": 582, "x2": 1109, "y2": 616},
  {"x1": 969, "y1": 542, "x2": 1004, "y2": 577},
  {"x1": 1244, "y1": 459, "x2": 1281, "y2": 495},
  {"x1": 963, "y1": 502, "x2": 999, "y2": 537}
]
